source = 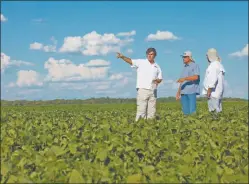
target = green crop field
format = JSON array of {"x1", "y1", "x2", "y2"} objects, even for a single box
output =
[{"x1": 1, "y1": 101, "x2": 248, "y2": 183}]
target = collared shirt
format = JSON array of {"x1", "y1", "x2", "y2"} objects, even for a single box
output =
[
  {"x1": 180, "y1": 61, "x2": 200, "y2": 95},
  {"x1": 131, "y1": 59, "x2": 163, "y2": 90},
  {"x1": 202, "y1": 60, "x2": 225, "y2": 99}
]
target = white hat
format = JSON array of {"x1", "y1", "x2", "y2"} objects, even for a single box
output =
[
  {"x1": 207, "y1": 48, "x2": 219, "y2": 62},
  {"x1": 181, "y1": 51, "x2": 194, "y2": 61}
]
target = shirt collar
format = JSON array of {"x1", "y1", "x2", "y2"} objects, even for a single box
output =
[{"x1": 184, "y1": 61, "x2": 193, "y2": 67}]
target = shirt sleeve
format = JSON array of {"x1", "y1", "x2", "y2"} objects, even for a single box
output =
[
  {"x1": 131, "y1": 59, "x2": 141, "y2": 68},
  {"x1": 206, "y1": 64, "x2": 219, "y2": 88},
  {"x1": 157, "y1": 65, "x2": 163, "y2": 79}
]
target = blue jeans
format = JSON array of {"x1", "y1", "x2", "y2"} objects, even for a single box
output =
[{"x1": 180, "y1": 93, "x2": 197, "y2": 115}]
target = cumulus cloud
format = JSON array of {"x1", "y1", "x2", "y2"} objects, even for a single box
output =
[
  {"x1": 30, "y1": 42, "x2": 43, "y2": 50},
  {"x1": 30, "y1": 42, "x2": 56, "y2": 52},
  {"x1": 1, "y1": 53, "x2": 11, "y2": 71},
  {"x1": 1, "y1": 53, "x2": 34, "y2": 72},
  {"x1": 146, "y1": 30, "x2": 180, "y2": 41},
  {"x1": 1, "y1": 14, "x2": 7, "y2": 22},
  {"x1": 44, "y1": 57, "x2": 110, "y2": 82},
  {"x1": 30, "y1": 37, "x2": 57, "y2": 52},
  {"x1": 109, "y1": 73, "x2": 124, "y2": 80},
  {"x1": 116, "y1": 30, "x2": 136, "y2": 37},
  {"x1": 16, "y1": 70, "x2": 43, "y2": 87},
  {"x1": 85, "y1": 59, "x2": 110, "y2": 67},
  {"x1": 229, "y1": 44, "x2": 248, "y2": 57},
  {"x1": 59, "y1": 36, "x2": 82, "y2": 53},
  {"x1": 59, "y1": 31, "x2": 135, "y2": 56}
]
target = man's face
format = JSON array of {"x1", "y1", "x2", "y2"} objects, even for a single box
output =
[
  {"x1": 147, "y1": 51, "x2": 156, "y2": 62},
  {"x1": 183, "y1": 56, "x2": 191, "y2": 64}
]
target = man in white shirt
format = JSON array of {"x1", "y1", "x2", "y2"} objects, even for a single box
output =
[
  {"x1": 116, "y1": 48, "x2": 163, "y2": 121},
  {"x1": 202, "y1": 48, "x2": 225, "y2": 113}
]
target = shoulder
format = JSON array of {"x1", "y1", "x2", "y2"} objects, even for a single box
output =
[
  {"x1": 207, "y1": 61, "x2": 220, "y2": 71},
  {"x1": 191, "y1": 62, "x2": 199, "y2": 68},
  {"x1": 131, "y1": 58, "x2": 146, "y2": 67},
  {"x1": 132, "y1": 58, "x2": 147, "y2": 63},
  {"x1": 189, "y1": 62, "x2": 199, "y2": 72}
]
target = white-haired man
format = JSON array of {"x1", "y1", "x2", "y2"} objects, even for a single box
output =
[
  {"x1": 116, "y1": 48, "x2": 163, "y2": 121},
  {"x1": 202, "y1": 48, "x2": 226, "y2": 113}
]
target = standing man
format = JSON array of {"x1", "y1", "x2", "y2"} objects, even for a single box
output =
[
  {"x1": 202, "y1": 48, "x2": 225, "y2": 113},
  {"x1": 116, "y1": 48, "x2": 163, "y2": 121},
  {"x1": 176, "y1": 51, "x2": 200, "y2": 115}
]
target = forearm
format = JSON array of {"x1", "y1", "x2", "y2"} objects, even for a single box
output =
[
  {"x1": 184, "y1": 75, "x2": 199, "y2": 81},
  {"x1": 177, "y1": 85, "x2": 181, "y2": 94},
  {"x1": 120, "y1": 55, "x2": 132, "y2": 65}
]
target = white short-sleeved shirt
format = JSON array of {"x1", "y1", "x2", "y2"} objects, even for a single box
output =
[{"x1": 131, "y1": 59, "x2": 163, "y2": 90}]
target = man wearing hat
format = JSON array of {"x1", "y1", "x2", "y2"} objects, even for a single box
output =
[
  {"x1": 202, "y1": 48, "x2": 225, "y2": 113},
  {"x1": 176, "y1": 51, "x2": 200, "y2": 115}
]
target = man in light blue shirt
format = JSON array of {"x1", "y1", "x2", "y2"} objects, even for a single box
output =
[{"x1": 176, "y1": 51, "x2": 200, "y2": 115}]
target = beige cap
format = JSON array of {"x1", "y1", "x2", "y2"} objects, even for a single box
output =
[
  {"x1": 181, "y1": 51, "x2": 194, "y2": 61},
  {"x1": 207, "y1": 48, "x2": 219, "y2": 62}
]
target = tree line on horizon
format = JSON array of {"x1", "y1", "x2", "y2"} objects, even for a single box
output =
[{"x1": 1, "y1": 97, "x2": 247, "y2": 106}]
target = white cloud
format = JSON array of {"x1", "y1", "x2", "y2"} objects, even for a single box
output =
[
  {"x1": 117, "y1": 30, "x2": 136, "y2": 37},
  {"x1": 1, "y1": 14, "x2": 7, "y2": 22},
  {"x1": 30, "y1": 42, "x2": 56, "y2": 52},
  {"x1": 43, "y1": 45, "x2": 56, "y2": 52},
  {"x1": 16, "y1": 70, "x2": 43, "y2": 87},
  {"x1": 1, "y1": 53, "x2": 34, "y2": 72},
  {"x1": 44, "y1": 57, "x2": 110, "y2": 82},
  {"x1": 59, "y1": 31, "x2": 134, "y2": 56},
  {"x1": 146, "y1": 30, "x2": 180, "y2": 41},
  {"x1": 30, "y1": 37, "x2": 57, "y2": 52},
  {"x1": 1, "y1": 53, "x2": 11, "y2": 71},
  {"x1": 85, "y1": 59, "x2": 110, "y2": 67},
  {"x1": 59, "y1": 36, "x2": 82, "y2": 53},
  {"x1": 109, "y1": 73, "x2": 124, "y2": 80},
  {"x1": 30, "y1": 42, "x2": 43, "y2": 50},
  {"x1": 229, "y1": 44, "x2": 248, "y2": 57}
]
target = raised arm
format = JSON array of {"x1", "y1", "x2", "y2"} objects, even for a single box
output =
[{"x1": 116, "y1": 52, "x2": 132, "y2": 65}]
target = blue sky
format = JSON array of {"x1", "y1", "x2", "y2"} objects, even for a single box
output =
[{"x1": 1, "y1": 1, "x2": 248, "y2": 100}]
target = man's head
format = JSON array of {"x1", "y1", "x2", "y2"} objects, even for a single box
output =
[
  {"x1": 181, "y1": 51, "x2": 194, "y2": 64},
  {"x1": 206, "y1": 48, "x2": 219, "y2": 63},
  {"x1": 146, "y1": 48, "x2": 157, "y2": 62}
]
